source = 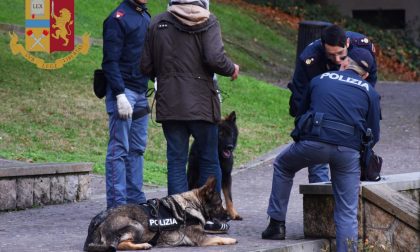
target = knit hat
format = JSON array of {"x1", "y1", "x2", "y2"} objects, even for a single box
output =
[
  {"x1": 348, "y1": 48, "x2": 374, "y2": 73},
  {"x1": 169, "y1": 0, "x2": 209, "y2": 10}
]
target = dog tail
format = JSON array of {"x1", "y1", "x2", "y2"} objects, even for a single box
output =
[
  {"x1": 84, "y1": 244, "x2": 116, "y2": 252},
  {"x1": 83, "y1": 210, "x2": 109, "y2": 251}
]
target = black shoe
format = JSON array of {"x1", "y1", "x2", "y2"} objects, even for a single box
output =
[
  {"x1": 204, "y1": 220, "x2": 230, "y2": 234},
  {"x1": 261, "y1": 218, "x2": 285, "y2": 240}
]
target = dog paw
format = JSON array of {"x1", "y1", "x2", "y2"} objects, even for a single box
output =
[
  {"x1": 135, "y1": 243, "x2": 153, "y2": 250},
  {"x1": 142, "y1": 243, "x2": 153, "y2": 250},
  {"x1": 224, "y1": 237, "x2": 238, "y2": 245},
  {"x1": 229, "y1": 213, "x2": 243, "y2": 221}
]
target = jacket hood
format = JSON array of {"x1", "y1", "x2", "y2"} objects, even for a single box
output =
[{"x1": 168, "y1": 4, "x2": 210, "y2": 26}]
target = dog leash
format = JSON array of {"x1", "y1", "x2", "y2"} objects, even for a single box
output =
[
  {"x1": 147, "y1": 199, "x2": 161, "y2": 246},
  {"x1": 146, "y1": 87, "x2": 161, "y2": 128}
]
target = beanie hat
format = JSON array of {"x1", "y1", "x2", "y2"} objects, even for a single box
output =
[
  {"x1": 348, "y1": 48, "x2": 374, "y2": 73},
  {"x1": 169, "y1": 0, "x2": 209, "y2": 10}
]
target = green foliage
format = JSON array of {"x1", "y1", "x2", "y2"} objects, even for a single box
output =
[
  {"x1": 0, "y1": 0, "x2": 294, "y2": 82},
  {"x1": 342, "y1": 19, "x2": 420, "y2": 71},
  {"x1": 0, "y1": 3, "x2": 294, "y2": 186},
  {"x1": 212, "y1": 3, "x2": 295, "y2": 80},
  {"x1": 244, "y1": 0, "x2": 420, "y2": 74}
]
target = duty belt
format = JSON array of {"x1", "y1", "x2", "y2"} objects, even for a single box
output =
[
  {"x1": 322, "y1": 119, "x2": 354, "y2": 134},
  {"x1": 311, "y1": 112, "x2": 354, "y2": 135}
]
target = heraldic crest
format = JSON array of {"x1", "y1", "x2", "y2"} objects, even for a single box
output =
[{"x1": 9, "y1": 0, "x2": 90, "y2": 69}]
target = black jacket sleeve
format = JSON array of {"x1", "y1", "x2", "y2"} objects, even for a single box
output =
[
  {"x1": 102, "y1": 17, "x2": 126, "y2": 96},
  {"x1": 367, "y1": 90, "x2": 381, "y2": 146},
  {"x1": 289, "y1": 58, "x2": 311, "y2": 117}
]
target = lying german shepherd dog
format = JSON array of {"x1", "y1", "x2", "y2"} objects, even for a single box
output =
[
  {"x1": 83, "y1": 177, "x2": 237, "y2": 251},
  {"x1": 187, "y1": 111, "x2": 241, "y2": 220}
]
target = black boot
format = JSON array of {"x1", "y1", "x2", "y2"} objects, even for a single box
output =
[{"x1": 261, "y1": 218, "x2": 285, "y2": 240}]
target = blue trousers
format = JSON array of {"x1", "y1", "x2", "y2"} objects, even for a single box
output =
[
  {"x1": 162, "y1": 121, "x2": 222, "y2": 195},
  {"x1": 308, "y1": 163, "x2": 330, "y2": 183},
  {"x1": 267, "y1": 140, "x2": 360, "y2": 252},
  {"x1": 105, "y1": 88, "x2": 149, "y2": 209}
]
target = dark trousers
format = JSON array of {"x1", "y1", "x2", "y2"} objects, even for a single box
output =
[
  {"x1": 162, "y1": 120, "x2": 222, "y2": 195},
  {"x1": 267, "y1": 140, "x2": 360, "y2": 252}
]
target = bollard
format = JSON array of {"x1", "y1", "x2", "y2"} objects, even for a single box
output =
[{"x1": 296, "y1": 21, "x2": 332, "y2": 62}]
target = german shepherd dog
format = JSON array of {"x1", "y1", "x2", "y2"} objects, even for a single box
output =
[
  {"x1": 187, "y1": 111, "x2": 241, "y2": 220},
  {"x1": 83, "y1": 177, "x2": 237, "y2": 251}
]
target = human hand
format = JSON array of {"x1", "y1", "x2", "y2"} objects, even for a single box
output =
[
  {"x1": 231, "y1": 64, "x2": 239, "y2": 81},
  {"x1": 116, "y1": 94, "x2": 133, "y2": 119}
]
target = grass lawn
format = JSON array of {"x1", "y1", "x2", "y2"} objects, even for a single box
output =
[{"x1": 0, "y1": 1, "x2": 294, "y2": 186}]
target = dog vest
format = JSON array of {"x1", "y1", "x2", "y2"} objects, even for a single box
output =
[
  {"x1": 140, "y1": 199, "x2": 201, "y2": 246},
  {"x1": 139, "y1": 199, "x2": 182, "y2": 232}
]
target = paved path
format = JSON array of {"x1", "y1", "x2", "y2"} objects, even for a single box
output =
[{"x1": 0, "y1": 81, "x2": 419, "y2": 252}]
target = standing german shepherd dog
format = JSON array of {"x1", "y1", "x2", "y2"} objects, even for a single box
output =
[
  {"x1": 187, "y1": 111, "x2": 242, "y2": 220},
  {"x1": 83, "y1": 177, "x2": 236, "y2": 251}
]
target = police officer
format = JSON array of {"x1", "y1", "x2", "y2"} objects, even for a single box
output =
[
  {"x1": 102, "y1": 0, "x2": 151, "y2": 209},
  {"x1": 288, "y1": 24, "x2": 377, "y2": 183},
  {"x1": 262, "y1": 48, "x2": 381, "y2": 252}
]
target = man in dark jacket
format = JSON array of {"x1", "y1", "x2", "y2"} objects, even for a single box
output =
[
  {"x1": 141, "y1": 0, "x2": 239, "y2": 233},
  {"x1": 103, "y1": 0, "x2": 150, "y2": 209},
  {"x1": 262, "y1": 48, "x2": 380, "y2": 252},
  {"x1": 288, "y1": 24, "x2": 377, "y2": 184}
]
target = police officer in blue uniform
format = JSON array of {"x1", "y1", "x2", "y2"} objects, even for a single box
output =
[
  {"x1": 102, "y1": 0, "x2": 151, "y2": 209},
  {"x1": 262, "y1": 48, "x2": 381, "y2": 252},
  {"x1": 288, "y1": 24, "x2": 377, "y2": 183}
]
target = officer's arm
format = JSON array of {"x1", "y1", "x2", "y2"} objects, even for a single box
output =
[
  {"x1": 102, "y1": 17, "x2": 126, "y2": 96},
  {"x1": 366, "y1": 57, "x2": 377, "y2": 87},
  {"x1": 367, "y1": 92, "x2": 381, "y2": 146},
  {"x1": 296, "y1": 80, "x2": 312, "y2": 117},
  {"x1": 292, "y1": 59, "x2": 311, "y2": 96},
  {"x1": 201, "y1": 19, "x2": 235, "y2": 76},
  {"x1": 140, "y1": 26, "x2": 155, "y2": 79},
  {"x1": 288, "y1": 59, "x2": 311, "y2": 116}
]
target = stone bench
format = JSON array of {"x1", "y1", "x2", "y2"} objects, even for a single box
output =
[
  {"x1": 0, "y1": 159, "x2": 92, "y2": 211},
  {"x1": 299, "y1": 172, "x2": 420, "y2": 251}
]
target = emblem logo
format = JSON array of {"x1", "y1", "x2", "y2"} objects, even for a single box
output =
[{"x1": 9, "y1": 0, "x2": 90, "y2": 69}]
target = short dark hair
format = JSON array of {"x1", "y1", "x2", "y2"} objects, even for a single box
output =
[{"x1": 321, "y1": 24, "x2": 347, "y2": 47}]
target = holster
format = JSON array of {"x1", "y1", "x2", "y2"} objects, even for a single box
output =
[
  {"x1": 310, "y1": 112, "x2": 324, "y2": 136},
  {"x1": 93, "y1": 69, "x2": 107, "y2": 99},
  {"x1": 360, "y1": 129, "x2": 382, "y2": 181},
  {"x1": 132, "y1": 105, "x2": 151, "y2": 120},
  {"x1": 290, "y1": 112, "x2": 313, "y2": 142}
]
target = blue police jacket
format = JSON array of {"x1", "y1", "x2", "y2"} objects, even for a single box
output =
[
  {"x1": 102, "y1": 0, "x2": 151, "y2": 97},
  {"x1": 288, "y1": 31, "x2": 377, "y2": 117},
  {"x1": 295, "y1": 69, "x2": 380, "y2": 151}
]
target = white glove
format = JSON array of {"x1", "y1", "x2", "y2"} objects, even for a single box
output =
[{"x1": 116, "y1": 94, "x2": 133, "y2": 119}]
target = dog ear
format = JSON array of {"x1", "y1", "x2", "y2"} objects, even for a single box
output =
[
  {"x1": 227, "y1": 111, "x2": 236, "y2": 122},
  {"x1": 201, "y1": 176, "x2": 217, "y2": 194}
]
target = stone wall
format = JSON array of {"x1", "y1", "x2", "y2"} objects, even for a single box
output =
[
  {"x1": 303, "y1": 195, "x2": 363, "y2": 238},
  {"x1": 364, "y1": 201, "x2": 419, "y2": 251},
  {"x1": 0, "y1": 162, "x2": 92, "y2": 211},
  {"x1": 0, "y1": 174, "x2": 91, "y2": 211},
  {"x1": 300, "y1": 172, "x2": 420, "y2": 252}
]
